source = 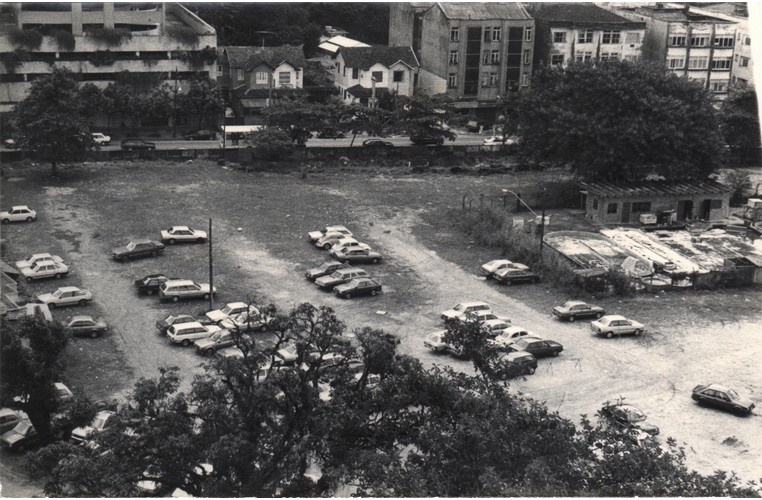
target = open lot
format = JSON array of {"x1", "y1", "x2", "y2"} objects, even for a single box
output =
[{"x1": 1, "y1": 159, "x2": 761, "y2": 492}]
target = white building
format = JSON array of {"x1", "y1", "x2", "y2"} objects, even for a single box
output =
[{"x1": 333, "y1": 45, "x2": 419, "y2": 106}]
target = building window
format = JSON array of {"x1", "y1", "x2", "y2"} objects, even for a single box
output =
[
  {"x1": 525, "y1": 27, "x2": 533, "y2": 41},
  {"x1": 691, "y1": 35, "x2": 709, "y2": 47},
  {"x1": 278, "y1": 71, "x2": 291, "y2": 85},
  {"x1": 352, "y1": 68, "x2": 359, "y2": 79},
  {"x1": 521, "y1": 72, "x2": 529, "y2": 87},
  {"x1": 744, "y1": 35, "x2": 751, "y2": 46},
  {"x1": 490, "y1": 50, "x2": 500, "y2": 64},
  {"x1": 523, "y1": 49, "x2": 531, "y2": 65},
  {"x1": 482, "y1": 50, "x2": 490, "y2": 65},
  {"x1": 372, "y1": 71, "x2": 383, "y2": 83},
  {"x1": 492, "y1": 27, "x2": 501, "y2": 41},
  {"x1": 714, "y1": 36, "x2": 734, "y2": 48},
  {"x1": 553, "y1": 31, "x2": 567, "y2": 44},
  {"x1": 602, "y1": 30, "x2": 621, "y2": 44},
  {"x1": 712, "y1": 57, "x2": 732, "y2": 70},
  {"x1": 576, "y1": 51, "x2": 593, "y2": 62},
  {"x1": 607, "y1": 203, "x2": 618, "y2": 214},
  {"x1": 255, "y1": 71, "x2": 268, "y2": 84},
  {"x1": 668, "y1": 57, "x2": 685, "y2": 69},
  {"x1": 236, "y1": 69, "x2": 244, "y2": 81},
  {"x1": 481, "y1": 72, "x2": 490, "y2": 87},
  {"x1": 217, "y1": 64, "x2": 223, "y2": 72},
  {"x1": 632, "y1": 202, "x2": 651, "y2": 212},
  {"x1": 483, "y1": 27, "x2": 492, "y2": 42},
  {"x1": 600, "y1": 52, "x2": 619, "y2": 62},
  {"x1": 711, "y1": 81, "x2": 728, "y2": 93},
  {"x1": 489, "y1": 72, "x2": 498, "y2": 86},
  {"x1": 578, "y1": 30, "x2": 593, "y2": 43},
  {"x1": 592, "y1": 198, "x2": 599, "y2": 210},
  {"x1": 688, "y1": 56, "x2": 709, "y2": 70},
  {"x1": 393, "y1": 71, "x2": 404, "y2": 82},
  {"x1": 447, "y1": 73, "x2": 457, "y2": 88},
  {"x1": 624, "y1": 55, "x2": 639, "y2": 61},
  {"x1": 551, "y1": 54, "x2": 564, "y2": 66},
  {"x1": 450, "y1": 27, "x2": 460, "y2": 42},
  {"x1": 625, "y1": 32, "x2": 640, "y2": 44},
  {"x1": 449, "y1": 50, "x2": 459, "y2": 64},
  {"x1": 669, "y1": 35, "x2": 686, "y2": 46},
  {"x1": 710, "y1": 199, "x2": 723, "y2": 209},
  {"x1": 739, "y1": 56, "x2": 750, "y2": 67},
  {"x1": 336, "y1": 62, "x2": 341, "y2": 74}
]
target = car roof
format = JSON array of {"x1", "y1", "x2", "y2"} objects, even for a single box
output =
[
  {"x1": 70, "y1": 315, "x2": 94, "y2": 322},
  {"x1": 171, "y1": 226, "x2": 191, "y2": 231},
  {"x1": 503, "y1": 326, "x2": 528, "y2": 334},
  {"x1": 326, "y1": 225, "x2": 349, "y2": 231},
  {"x1": 12, "y1": 205, "x2": 31, "y2": 210},
  {"x1": 224, "y1": 302, "x2": 248, "y2": 309},
  {"x1": 0, "y1": 408, "x2": 19, "y2": 417},
  {"x1": 482, "y1": 319, "x2": 508, "y2": 326},
  {"x1": 172, "y1": 321, "x2": 204, "y2": 330},
  {"x1": 131, "y1": 239, "x2": 155, "y2": 245},
  {"x1": 456, "y1": 301, "x2": 490, "y2": 308},
  {"x1": 486, "y1": 259, "x2": 512, "y2": 266},
  {"x1": 601, "y1": 315, "x2": 626, "y2": 321},
  {"x1": 706, "y1": 383, "x2": 733, "y2": 392},
  {"x1": 516, "y1": 335, "x2": 544, "y2": 342},
  {"x1": 29, "y1": 253, "x2": 53, "y2": 258},
  {"x1": 564, "y1": 300, "x2": 587, "y2": 306},
  {"x1": 56, "y1": 286, "x2": 82, "y2": 292},
  {"x1": 504, "y1": 351, "x2": 533, "y2": 360},
  {"x1": 335, "y1": 237, "x2": 358, "y2": 243},
  {"x1": 164, "y1": 279, "x2": 196, "y2": 286}
]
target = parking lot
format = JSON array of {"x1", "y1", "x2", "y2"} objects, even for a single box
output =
[{"x1": 2, "y1": 159, "x2": 761, "y2": 488}]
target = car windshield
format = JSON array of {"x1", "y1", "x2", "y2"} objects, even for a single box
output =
[
  {"x1": 329, "y1": 271, "x2": 343, "y2": 279},
  {"x1": 621, "y1": 406, "x2": 646, "y2": 422},
  {"x1": 52, "y1": 289, "x2": 64, "y2": 298},
  {"x1": 92, "y1": 415, "x2": 110, "y2": 430},
  {"x1": 726, "y1": 389, "x2": 740, "y2": 400},
  {"x1": 220, "y1": 305, "x2": 233, "y2": 315},
  {"x1": 13, "y1": 421, "x2": 31, "y2": 434},
  {"x1": 164, "y1": 315, "x2": 178, "y2": 323},
  {"x1": 514, "y1": 339, "x2": 529, "y2": 349},
  {"x1": 452, "y1": 304, "x2": 464, "y2": 312},
  {"x1": 126, "y1": 242, "x2": 136, "y2": 250}
]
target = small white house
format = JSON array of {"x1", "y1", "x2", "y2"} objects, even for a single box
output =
[{"x1": 333, "y1": 46, "x2": 419, "y2": 105}]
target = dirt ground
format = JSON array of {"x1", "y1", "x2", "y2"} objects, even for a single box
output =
[{"x1": 1, "y1": 159, "x2": 760, "y2": 495}]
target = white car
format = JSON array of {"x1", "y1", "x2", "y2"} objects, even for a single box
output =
[
  {"x1": 315, "y1": 231, "x2": 356, "y2": 250},
  {"x1": 489, "y1": 326, "x2": 533, "y2": 348},
  {"x1": 480, "y1": 318, "x2": 512, "y2": 337},
  {"x1": 591, "y1": 315, "x2": 645, "y2": 338},
  {"x1": 91, "y1": 133, "x2": 111, "y2": 145},
  {"x1": 441, "y1": 301, "x2": 492, "y2": 322},
  {"x1": 219, "y1": 308, "x2": 271, "y2": 332},
  {"x1": 1, "y1": 205, "x2": 36, "y2": 224},
  {"x1": 483, "y1": 135, "x2": 517, "y2": 146},
  {"x1": 71, "y1": 410, "x2": 114, "y2": 445},
  {"x1": 454, "y1": 310, "x2": 504, "y2": 325},
  {"x1": 20, "y1": 261, "x2": 69, "y2": 281},
  {"x1": 204, "y1": 302, "x2": 253, "y2": 323},
  {"x1": 423, "y1": 330, "x2": 463, "y2": 357},
  {"x1": 166, "y1": 322, "x2": 221, "y2": 346},
  {"x1": 15, "y1": 253, "x2": 64, "y2": 270},
  {"x1": 36, "y1": 286, "x2": 92, "y2": 308},
  {"x1": 158, "y1": 280, "x2": 216, "y2": 302},
  {"x1": 480, "y1": 259, "x2": 528, "y2": 277},
  {"x1": 308, "y1": 225, "x2": 352, "y2": 242},
  {"x1": 160, "y1": 226, "x2": 208, "y2": 244},
  {"x1": 329, "y1": 237, "x2": 371, "y2": 257}
]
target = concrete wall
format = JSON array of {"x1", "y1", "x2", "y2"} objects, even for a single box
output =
[
  {"x1": 539, "y1": 24, "x2": 645, "y2": 66},
  {"x1": 585, "y1": 193, "x2": 730, "y2": 224},
  {"x1": 388, "y1": 3, "x2": 415, "y2": 47},
  {"x1": 417, "y1": 67, "x2": 447, "y2": 95}
]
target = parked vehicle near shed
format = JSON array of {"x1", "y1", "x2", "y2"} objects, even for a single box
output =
[
  {"x1": 21, "y1": 261, "x2": 69, "y2": 282},
  {"x1": 493, "y1": 267, "x2": 539, "y2": 285},
  {"x1": 36, "y1": 286, "x2": 92, "y2": 308},
  {"x1": 553, "y1": 301, "x2": 605, "y2": 322},
  {"x1": 692, "y1": 384, "x2": 755, "y2": 415},
  {"x1": 15, "y1": 253, "x2": 64, "y2": 270},
  {"x1": 112, "y1": 239, "x2": 165, "y2": 261}
]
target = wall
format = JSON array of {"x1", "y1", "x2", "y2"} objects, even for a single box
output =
[
  {"x1": 388, "y1": 3, "x2": 415, "y2": 47},
  {"x1": 417, "y1": 67, "x2": 447, "y2": 95},
  {"x1": 586, "y1": 193, "x2": 730, "y2": 224}
]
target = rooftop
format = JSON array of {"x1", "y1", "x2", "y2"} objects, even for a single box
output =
[
  {"x1": 629, "y1": 5, "x2": 734, "y2": 23},
  {"x1": 578, "y1": 179, "x2": 730, "y2": 198},
  {"x1": 437, "y1": 2, "x2": 531, "y2": 21},
  {"x1": 221, "y1": 45, "x2": 306, "y2": 71},
  {"x1": 338, "y1": 45, "x2": 419, "y2": 70},
  {"x1": 530, "y1": 3, "x2": 646, "y2": 28}
]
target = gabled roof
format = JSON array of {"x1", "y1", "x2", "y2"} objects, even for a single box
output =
[
  {"x1": 437, "y1": 2, "x2": 531, "y2": 21},
  {"x1": 318, "y1": 36, "x2": 371, "y2": 54},
  {"x1": 345, "y1": 85, "x2": 392, "y2": 99},
  {"x1": 338, "y1": 46, "x2": 419, "y2": 71},
  {"x1": 531, "y1": 3, "x2": 646, "y2": 28},
  {"x1": 578, "y1": 180, "x2": 730, "y2": 198},
  {"x1": 221, "y1": 45, "x2": 306, "y2": 71}
]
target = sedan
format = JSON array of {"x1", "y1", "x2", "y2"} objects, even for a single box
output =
[
  {"x1": 195, "y1": 329, "x2": 236, "y2": 355},
  {"x1": 315, "y1": 232, "x2": 354, "y2": 250},
  {"x1": 0, "y1": 420, "x2": 39, "y2": 453},
  {"x1": 121, "y1": 139, "x2": 156, "y2": 150},
  {"x1": 36, "y1": 286, "x2": 92, "y2": 308},
  {"x1": 329, "y1": 237, "x2": 371, "y2": 256},
  {"x1": 590, "y1": 315, "x2": 645, "y2": 338},
  {"x1": 494, "y1": 267, "x2": 540, "y2": 285},
  {"x1": 553, "y1": 301, "x2": 605, "y2": 322},
  {"x1": 0, "y1": 409, "x2": 24, "y2": 435},
  {"x1": 219, "y1": 308, "x2": 272, "y2": 332},
  {"x1": 489, "y1": 326, "x2": 533, "y2": 349},
  {"x1": 601, "y1": 402, "x2": 660, "y2": 435},
  {"x1": 91, "y1": 132, "x2": 111, "y2": 145},
  {"x1": 333, "y1": 278, "x2": 382, "y2": 299},
  {"x1": 505, "y1": 336, "x2": 563, "y2": 358},
  {"x1": 158, "y1": 280, "x2": 216, "y2": 302},
  {"x1": 15, "y1": 253, "x2": 64, "y2": 270},
  {"x1": 21, "y1": 261, "x2": 69, "y2": 282},
  {"x1": 160, "y1": 226, "x2": 207, "y2": 244},
  {"x1": 184, "y1": 129, "x2": 216, "y2": 140},
  {"x1": 334, "y1": 247, "x2": 382, "y2": 264},
  {"x1": 362, "y1": 139, "x2": 394, "y2": 148},
  {"x1": 112, "y1": 239, "x2": 165, "y2": 262},
  {"x1": 692, "y1": 384, "x2": 755, "y2": 415},
  {"x1": 71, "y1": 410, "x2": 115, "y2": 445},
  {"x1": 64, "y1": 315, "x2": 108, "y2": 338},
  {"x1": 480, "y1": 318, "x2": 512, "y2": 338},
  {"x1": 156, "y1": 313, "x2": 199, "y2": 334},
  {"x1": 134, "y1": 274, "x2": 175, "y2": 295},
  {"x1": 305, "y1": 261, "x2": 350, "y2": 281},
  {"x1": 1, "y1": 205, "x2": 36, "y2": 224},
  {"x1": 423, "y1": 330, "x2": 462, "y2": 356},
  {"x1": 205, "y1": 302, "x2": 253, "y2": 323},
  {"x1": 480, "y1": 259, "x2": 526, "y2": 278},
  {"x1": 308, "y1": 225, "x2": 352, "y2": 243},
  {"x1": 495, "y1": 351, "x2": 538, "y2": 377},
  {"x1": 483, "y1": 135, "x2": 517, "y2": 146},
  {"x1": 410, "y1": 134, "x2": 444, "y2": 146}
]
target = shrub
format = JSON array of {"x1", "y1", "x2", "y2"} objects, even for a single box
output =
[
  {"x1": 166, "y1": 25, "x2": 199, "y2": 46},
  {"x1": 89, "y1": 28, "x2": 132, "y2": 47},
  {"x1": 52, "y1": 29, "x2": 75, "y2": 51},
  {"x1": 605, "y1": 268, "x2": 633, "y2": 296},
  {"x1": 1, "y1": 49, "x2": 30, "y2": 74},
  {"x1": 9, "y1": 28, "x2": 43, "y2": 50},
  {"x1": 89, "y1": 50, "x2": 115, "y2": 67}
]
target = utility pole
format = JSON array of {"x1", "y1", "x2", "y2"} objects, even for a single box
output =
[
  {"x1": 172, "y1": 67, "x2": 179, "y2": 138},
  {"x1": 539, "y1": 188, "x2": 546, "y2": 259},
  {"x1": 208, "y1": 218, "x2": 214, "y2": 310}
]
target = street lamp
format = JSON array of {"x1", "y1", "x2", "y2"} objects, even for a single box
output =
[
  {"x1": 171, "y1": 67, "x2": 181, "y2": 139},
  {"x1": 501, "y1": 189, "x2": 547, "y2": 258}
]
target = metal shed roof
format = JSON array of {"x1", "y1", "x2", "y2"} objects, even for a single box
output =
[{"x1": 578, "y1": 179, "x2": 730, "y2": 198}]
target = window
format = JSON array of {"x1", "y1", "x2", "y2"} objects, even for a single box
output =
[
  {"x1": 625, "y1": 32, "x2": 640, "y2": 44},
  {"x1": 523, "y1": 49, "x2": 531, "y2": 64},
  {"x1": 602, "y1": 30, "x2": 621, "y2": 44},
  {"x1": 713, "y1": 36, "x2": 734, "y2": 48},
  {"x1": 255, "y1": 71, "x2": 268, "y2": 84},
  {"x1": 236, "y1": 69, "x2": 244, "y2": 81},
  {"x1": 744, "y1": 35, "x2": 751, "y2": 46},
  {"x1": 739, "y1": 56, "x2": 750, "y2": 67},
  {"x1": 576, "y1": 51, "x2": 593, "y2": 62},
  {"x1": 450, "y1": 27, "x2": 460, "y2": 42},
  {"x1": 551, "y1": 54, "x2": 564, "y2": 66},
  {"x1": 624, "y1": 55, "x2": 639, "y2": 61},
  {"x1": 449, "y1": 50, "x2": 459, "y2": 64},
  {"x1": 688, "y1": 56, "x2": 708, "y2": 69},
  {"x1": 490, "y1": 50, "x2": 500, "y2": 64},
  {"x1": 668, "y1": 57, "x2": 685, "y2": 69},
  {"x1": 352, "y1": 68, "x2": 359, "y2": 79},
  {"x1": 447, "y1": 73, "x2": 457, "y2": 88},
  {"x1": 481, "y1": 72, "x2": 490, "y2": 87},
  {"x1": 372, "y1": 71, "x2": 383, "y2": 83},
  {"x1": 607, "y1": 203, "x2": 618, "y2": 214},
  {"x1": 600, "y1": 52, "x2": 619, "y2": 62},
  {"x1": 489, "y1": 72, "x2": 498, "y2": 86},
  {"x1": 632, "y1": 202, "x2": 651, "y2": 212},
  {"x1": 492, "y1": 27, "x2": 501, "y2": 41},
  {"x1": 711, "y1": 81, "x2": 727, "y2": 93},
  {"x1": 393, "y1": 71, "x2": 404, "y2": 82},
  {"x1": 690, "y1": 35, "x2": 709, "y2": 47},
  {"x1": 553, "y1": 31, "x2": 567, "y2": 43},
  {"x1": 483, "y1": 49, "x2": 490, "y2": 64},
  {"x1": 710, "y1": 199, "x2": 723, "y2": 209},
  {"x1": 578, "y1": 30, "x2": 593, "y2": 43},
  {"x1": 217, "y1": 64, "x2": 223, "y2": 72},
  {"x1": 669, "y1": 35, "x2": 686, "y2": 46},
  {"x1": 521, "y1": 72, "x2": 529, "y2": 87},
  {"x1": 525, "y1": 27, "x2": 533, "y2": 41},
  {"x1": 712, "y1": 57, "x2": 731, "y2": 70},
  {"x1": 483, "y1": 27, "x2": 492, "y2": 42},
  {"x1": 592, "y1": 198, "x2": 598, "y2": 211},
  {"x1": 336, "y1": 62, "x2": 341, "y2": 74},
  {"x1": 278, "y1": 71, "x2": 291, "y2": 85}
]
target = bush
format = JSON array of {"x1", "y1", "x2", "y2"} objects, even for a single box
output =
[
  {"x1": 1, "y1": 49, "x2": 30, "y2": 74},
  {"x1": 605, "y1": 268, "x2": 633, "y2": 296},
  {"x1": 89, "y1": 50, "x2": 115, "y2": 67},
  {"x1": 9, "y1": 28, "x2": 43, "y2": 50},
  {"x1": 89, "y1": 28, "x2": 132, "y2": 47},
  {"x1": 166, "y1": 25, "x2": 199, "y2": 46},
  {"x1": 52, "y1": 30, "x2": 75, "y2": 51}
]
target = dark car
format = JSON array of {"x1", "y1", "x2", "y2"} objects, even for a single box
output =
[
  {"x1": 601, "y1": 402, "x2": 660, "y2": 435},
  {"x1": 134, "y1": 274, "x2": 175, "y2": 295},
  {"x1": 184, "y1": 129, "x2": 217, "y2": 140},
  {"x1": 112, "y1": 239, "x2": 165, "y2": 262},
  {"x1": 333, "y1": 277, "x2": 382, "y2": 299},
  {"x1": 317, "y1": 127, "x2": 346, "y2": 139},
  {"x1": 362, "y1": 139, "x2": 394, "y2": 148},
  {"x1": 121, "y1": 139, "x2": 156, "y2": 151},
  {"x1": 495, "y1": 351, "x2": 538, "y2": 378},
  {"x1": 494, "y1": 267, "x2": 540, "y2": 285},
  {"x1": 692, "y1": 384, "x2": 755, "y2": 416},
  {"x1": 64, "y1": 315, "x2": 108, "y2": 338},
  {"x1": 552, "y1": 300, "x2": 605, "y2": 322},
  {"x1": 156, "y1": 313, "x2": 200, "y2": 334},
  {"x1": 304, "y1": 261, "x2": 351, "y2": 281},
  {"x1": 314, "y1": 267, "x2": 369, "y2": 290},
  {"x1": 410, "y1": 134, "x2": 444, "y2": 146},
  {"x1": 506, "y1": 336, "x2": 563, "y2": 358}
]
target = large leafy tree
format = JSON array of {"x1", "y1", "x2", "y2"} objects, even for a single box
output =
[
  {"x1": 719, "y1": 84, "x2": 761, "y2": 164},
  {"x1": 99, "y1": 81, "x2": 137, "y2": 132},
  {"x1": 177, "y1": 76, "x2": 224, "y2": 129},
  {"x1": 516, "y1": 61, "x2": 724, "y2": 182},
  {"x1": 13, "y1": 68, "x2": 94, "y2": 175}
]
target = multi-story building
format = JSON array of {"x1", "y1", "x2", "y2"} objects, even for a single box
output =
[
  {"x1": 333, "y1": 45, "x2": 418, "y2": 105},
  {"x1": 528, "y1": 3, "x2": 645, "y2": 68},
  {"x1": 0, "y1": 2, "x2": 216, "y2": 114},
  {"x1": 688, "y1": 3, "x2": 752, "y2": 86},
  {"x1": 390, "y1": 2, "x2": 534, "y2": 120},
  {"x1": 611, "y1": 4, "x2": 738, "y2": 98}
]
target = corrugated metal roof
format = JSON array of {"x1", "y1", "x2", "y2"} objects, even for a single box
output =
[
  {"x1": 578, "y1": 180, "x2": 731, "y2": 198},
  {"x1": 438, "y1": 2, "x2": 531, "y2": 20},
  {"x1": 324, "y1": 36, "x2": 371, "y2": 48}
]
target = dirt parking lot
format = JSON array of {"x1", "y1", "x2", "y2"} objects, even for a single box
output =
[{"x1": 1, "y1": 159, "x2": 761, "y2": 492}]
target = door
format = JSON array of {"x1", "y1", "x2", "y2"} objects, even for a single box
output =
[
  {"x1": 701, "y1": 199, "x2": 712, "y2": 220},
  {"x1": 622, "y1": 202, "x2": 631, "y2": 223},
  {"x1": 677, "y1": 200, "x2": 693, "y2": 221}
]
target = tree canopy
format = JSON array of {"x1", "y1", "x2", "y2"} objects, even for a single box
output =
[
  {"x1": 719, "y1": 84, "x2": 761, "y2": 164},
  {"x1": 515, "y1": 61, "x2": 724, "y2": 182}
]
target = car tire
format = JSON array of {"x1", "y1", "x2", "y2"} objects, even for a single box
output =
[
  {"x1": 527, "y1": 366, "x2": 536, "y2": 375},
  {"x1": 503, "y1": 280, "x2": 512, "y2": 286},
  {"x1": 1, "y1": 219, "x2": 9, "y2": 224},
  {"x1": 259, "y1": 324, "x2": 268, "y2": 332},
  {"x1": 197, "y1": 238, "x2": 205, "y2": 243},
  {"x1": 595, "y1": 312, "x2": 603, "y2": 319},
  {"x1": 344, "y1": 293, "x2": 352, "y2": 299},
  {"x1": 26, "y1": 276, "x2": 33, "y2": 282},
  {"x1": 634, "y1": 329, "x2": 642, "y2": 336},
  {"x1": 15, "y1": 443, "x2": 26, "y2": 454},
  {"x1": 182, "y1": 339, "x2": 191, "y2": 347},
  {"x1": 168, "y1": 239, "x2": 176, "y2": 245},
  {"x1": 203, "y1": 293, "x2": 210, "y2": 300},
  {"x1": 90, "y1": 331, "x2": 98, "y2": 338},
  {"x1": 552, "y1": 350, "x2": 560, "y2": 357},
  {"x1": 323, "y1": 243, "x2": 332, "y2": 250},
  {"x1": 54, "y1": 273, "x2": 61, "y2": 279},
  {"x1": 48, "y1": 303, "x2": 56, "y2": 309},
  {"x1": 371, "y1": 289, "x2": 378, "y2": 296},
  {"x1": 532, "y1": 277, "x2": 540, "y2": 283},
  {"x1": 79, "y1": 299, "x2": 87, "y2": 306},
  {"x1": 146, "y1": 289, "x2": 154, "y2": 295},
  {"x1": 372, "y1": 258, "x2": 380, "y2": 264},
  {"x1": 568, "y1": 315, "x2": 575, "y2": 322},
  {"x1": 151, "y1": 251, "x2": 158, "y2": 257},
  {"x1": 172, "y1": 296, "x2": 179, "y2": 303},
  {"x1": 605, "y1": 331, "x2": 614, "y2": 339},
  {"x1": 26, "y1": 217, "x2": 33, "y2": 222}
]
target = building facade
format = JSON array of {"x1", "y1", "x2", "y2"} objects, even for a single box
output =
[
  {"x1": 689, "y1": 3, "x2": 753, "y2": 86},
  {"x1": 528, "y1": 3, "x2": 645, "y2": 68},
  {"x1": 0, "y1": 2, "x2": 217, "y2": 114},
  {"x1": 333, "y1": 45, "x2": 418, "y2": 105}
]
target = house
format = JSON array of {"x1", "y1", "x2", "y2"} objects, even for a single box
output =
[
  {"x1": 578, "y1": 180, "x2": 730, "y2": 225},
  {"x1": 527, "y1": 3, "x2": 646, "y2": 67},
  {"x1": 333, "y1": 45, "x2": 419, "y2": 105}
]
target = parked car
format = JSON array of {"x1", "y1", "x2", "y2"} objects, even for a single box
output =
[
  {"x1": 166, "y1": 322, "x2": 221, "y2": 346},
  {"x1": 156, "y1": 313, "x2": 199, "y2": 334},
  {"x1": 1, "y1": 205, "x2": 36, "y2": 224},
  {"x1": 218, "y1": 307, "x2": 272, "y2": 332},
  {"x1": 590, "y1": 315, "x2": 645, "y2": 338},
  {"x1": 308, "y1": 225, "x2": 352, "y2": 242},
  {"x1": 159, "y1": 280, "x2": 216, "y2": 302},
  {"x1": 423, "y1": 330, "x2": 463, "y2": 357},
  {"x1": 64, "y1": 315, "x2": 108, "y2": 338},
  {"x1": 362, "y1": 139, "x2": 394, "y2": 148},
  {"x1": 489, "y1": 326, "x2": 533, "y2": 349},
  {"x1": 91, "y1": 132, "x2": 111, "y2": 145},
  {"x1": 135, "y1": 274, "x2": 176, "y2": 295},
  {"x1": 15, "y1": 253, "x2": 64, "y2": 270},
  {"x1": 454, "y1": 310, "x2": 502, "y2": 325},
  {"x1": 304, "y1": 261, "x2": 351, "y2": 281},
  {"x1": 410, "y1": 134, "x2": 444, "y2": 146},
  {"x1": 204, "y1": 302, "x2": 251, "y2": 323},
  {"x1": 3, "y1": 137, "x2": 17, "y2": 148},
  {"x1": 480, "y1": 259, "x2": 523, "y2": 277},
  {"x1": 505, "y1": 336, "x2": 563, "y2": 358},
  {"x1": 315, "y1": 231, "x2": 356, "y2": 250},
  {"x1": 0, "y1": 420, "x2": 40, "y2": 452},
  {"x1": 112, "y1": 239, "x2": 165, "y2": 262},
  {"x1": 483, "y1": 135, "x2": 517, "y2": 146},
  {"x1": 329, "y1": 237, "x2": 371, "y2": 256},
  {"x1": 495, "y1": 351, "x2": 538, "y2": 377},
  {"x1": 315, "y1": 267, "x2": 369, "y2": 290},
  {"x1": 0, "y1": 408, "x2": 25, "y2": 435},
  {"x1": 36, "y1": 286, "x2": 92, "y2": 308},
  {"x1": 121, "y1": 139, "x2": 156, "y2": 150},
  {"x1": 70, "y1": 410, "x2": 115, "y2": 445},
  {"x1": 54, "y1": 382, "x2": 74, "y2": 402},
  {"x1": 216, "y1": 346, "x2": 244, "y2": 359},
  {"x1": 552, "y1": 301, "x2": 605, "y2": 322},
  {"x1": 317, "y1": 127, "x2": 345, "y2": 139},
  {"x1": 441, "y1": 301, "x2": 492, "y2": 322},
  {"x1": 160, "y1": 226, "x2": 207, "y2": 244},
  {"x1": 20, "y1": 261, "x2": 69, "y2": 282},
  {"x1": 333, "y1": 277, "x2": 382, "y2": 299},
  {"x1": 334, "y1": 247, "x2": 382, "y2": 264},
  {"x1": 184, "y1": 129, "x2": 216, "y2": 140},
  {"x1": 480, "y1": 318, "x2": 512, "y2": 338},
  {"x1": 601, "y1": 402, "x2": 660, "y2": 435},
  {"x1": 195, "y1": 329, "x2": 236, "y2": 355},
  {"x1": 692, "y1": 384, "x2": 755, "y2": 415},
  {"x1": 493, "y1": 267, "x2": 540, "y2": 285}
]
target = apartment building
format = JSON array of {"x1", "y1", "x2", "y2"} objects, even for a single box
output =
[
  {"x1": 528, "y1": 3, "x2": 645, "y2": 68},
  {"x1": 689, "y1": 3, "x2": 752, "y2": 85},
  {"x1": 0, "y1": 3, "x2": 216, "y2": 114}
]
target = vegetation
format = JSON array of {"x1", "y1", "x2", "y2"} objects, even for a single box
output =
[
  {"x1": 166, "y1": 25, "x2": 199, "y2": 46},
  {"x1": 719, "y1": 85, "x2": 761, "y2": 164},
  {"x1": 52, "y1": 29, "x2": 76, "y2": 51},
  {"x1": 1, "y1": 48, "x2": 30, "y2": 74},
  {"x1": 9, "y1": 28, "x2": 43, "y2": 50},
  {"x1": 516, "y1": 61, "x2": 724, "y2": 182},
  {"x1": 177, "y1": 76, "x2": 224, "y2": 129},
  {"x1": 89, "y1": 28, "x2": 132, "y2": 47},
  {"x1": 88, "y1": 50, "x2": 115, "y2": 67},
  {"x1": 246, "y1": 127, "x2": 294, "y2": 161}
]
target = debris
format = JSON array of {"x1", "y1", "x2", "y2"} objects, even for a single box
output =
[
  {"x1": 375, "y1": 310, "x2": 387, "y2": 315},
  {"x1": 236, "y1": 228, "x2": 243, "y2": 232}
]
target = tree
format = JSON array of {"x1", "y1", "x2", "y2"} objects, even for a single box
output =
[
  {"x1": 177, "y1": 76, "x2": 224, "y2": 129},
  {"x1": 13, "y1": 68, "x2": 94, "y2": 175},
  {"x1": 516, "y1": 61, "x2": 724, "y2": 182},
  {"x1": 394, "y1": 94, "x2": 460, "y2": 142},
  {"x1": 99, "y1": 82, "x2": 137, "y2": 132},
  {"x1": 719, "y1": 84, "x2": 761, "y2": 164},
  {"x1": 246, "y1": 127, "x2": 294, "y2": 161}
]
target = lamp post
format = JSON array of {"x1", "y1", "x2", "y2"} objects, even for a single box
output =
[
  {"x1": 208, "y1": 218, "x2": 213, "y2": 310},
  {"x1": 539, "y1": 188, "x2": 547, "y2": 259},
  {"x1": 171, "y1": 67, "x2": 181, "y2": 139},
  {"x1": 501, "y1": 189, "x2": 538, "y2": 216}
]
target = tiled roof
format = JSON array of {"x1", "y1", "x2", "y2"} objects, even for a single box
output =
[
  {"x1": 531, "y1": 3, "x2": 645, "y2": 27},
  {"x1": 578, "y1": 180, "x2": 730, "y2": 198},
  {"x1": 437, "y1": 2, "x2": 531, "y2": 20},
  {"x1": 221, "y1": 45, "x2": 306, "y2": 71},
  {"x1": 346, "y1": 85, "x2": 392, "y2": 99},
  {"x1": 234, "y1": 87, "x2": 306, "y2": 100},
  {"x1": 338, "y1": 45, "x2": 419, "y2": 71}
]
